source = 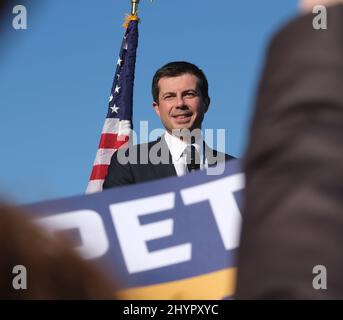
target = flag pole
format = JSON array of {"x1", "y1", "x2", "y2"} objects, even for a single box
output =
[
  {"x1": 130, "y1": 0, "x2": 154, "y2": 17},
  {"x1": 131, "y1": 0, "x2": 140, "y2": 16}
]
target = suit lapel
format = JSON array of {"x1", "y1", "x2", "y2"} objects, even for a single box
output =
[
  {"x1": 150, "y1": 135, "x2": 177, "y2": 178},
  {"x1": 204, "y1": 142, "x2": 226, "y2": 167}
]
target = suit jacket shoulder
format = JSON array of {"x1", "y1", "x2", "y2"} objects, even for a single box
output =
[
  {"x1": 204, "y1": 143, "x2": 235, "y2": 166},
  {"x1": 103, "y1": 137, "x2": 236, "y2": 189},
  {"x1": 103, "y1": 137, "x2": 176, "y2": 189}
]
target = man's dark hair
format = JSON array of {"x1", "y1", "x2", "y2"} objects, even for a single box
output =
[{"x1": 152, "y1": 61, "x2": 209, "y2": 103}]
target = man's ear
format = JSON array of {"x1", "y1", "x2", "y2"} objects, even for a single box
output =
[
  {"x1": 153, "y1": 101, "x2": 161, "y2": 117},
  {"x1": 204, "y1": 97, "x2": 210, "y2": 113}
]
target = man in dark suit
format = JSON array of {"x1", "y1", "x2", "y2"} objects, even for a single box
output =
[
  {"x1": 235, "y1": 1, "x2": 343, "y2": 299},
  {"x1": 103, "y1": 61, "x2": 234, "y2": 188}
]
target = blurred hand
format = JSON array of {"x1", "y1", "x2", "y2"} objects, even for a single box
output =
[{"x1": 300, "y1": 0, "x2": 343, "y2": 12}]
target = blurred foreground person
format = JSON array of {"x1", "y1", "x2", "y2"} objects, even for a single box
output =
[
  {"x1": 0, "y1": 203, "x2": 115, "y2": 299},
  {"x1": 0, "y1": 1, "x2": 115, "y2": 300},
  {"x1": 236, "y1": 1, "x2": 343, "y2": 299}
]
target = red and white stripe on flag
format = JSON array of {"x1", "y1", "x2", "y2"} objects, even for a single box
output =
[{"x1": 86, "y1": 118, "x2": 131, "y2": 193}]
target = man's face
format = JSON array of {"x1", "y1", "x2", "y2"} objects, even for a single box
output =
[{"x1": 153, "y1": 73, "x2": 209, "y2": 134}]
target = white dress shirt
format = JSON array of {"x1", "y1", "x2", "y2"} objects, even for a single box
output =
[{"x1": 163, "y1": 131, "x2": 208, "y2": 176}]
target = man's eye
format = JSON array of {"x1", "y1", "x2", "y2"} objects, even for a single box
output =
[
  {"x1": 164, "y1": 95, "x2": 173, "y2": 100},
  {"x1": 185, "y1": 92, "x2": 196, "y2": 97}
]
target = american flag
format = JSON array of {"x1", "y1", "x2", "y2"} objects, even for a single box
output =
[{"x1": 86, "y1": 18, "x2": 139, "y2": 193}]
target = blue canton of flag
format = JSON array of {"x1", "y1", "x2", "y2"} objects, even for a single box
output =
[{"x1": 108, "y1": 20, "x2": 138, "y2": 121}]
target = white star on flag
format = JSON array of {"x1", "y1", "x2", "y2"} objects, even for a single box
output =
[
  {"x1": 117, "y1": 57, "x2": 123, "y2": 66},
  {"x1": 115, "y1": 85, "x2": 121, "y2": 93},
  {"x1": 123, "y1": 43, "x2": 128, "y2": 50},
  {"x1": 110, "y1": 105, "x2": 119, "y2": 113},
  {"x1": 109, "y1": 94, "x2": 113, "y2": 102}
]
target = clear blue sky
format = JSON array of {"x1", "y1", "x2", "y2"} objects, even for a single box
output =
[{"x1": 0, "y1": 0, "x2": 298, "y2": 204}]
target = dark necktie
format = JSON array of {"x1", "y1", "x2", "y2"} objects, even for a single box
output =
[{"x1": 186, "y1": 145, "x2": 201, "y2": 172}]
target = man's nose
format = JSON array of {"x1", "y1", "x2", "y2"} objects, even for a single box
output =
[{"x1": 175, "y1": 95, "x2": 187, "y2": 109}]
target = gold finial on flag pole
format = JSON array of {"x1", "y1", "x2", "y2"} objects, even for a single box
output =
[
  {"x1": 123, "y1": 0, "x2": 140, "y2": 28},
  {"x1": 125, "y1": 0, "x2": 153, "y2": 28}
]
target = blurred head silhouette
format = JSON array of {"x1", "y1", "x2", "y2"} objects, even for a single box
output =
[{"x1": 0, "y1": 202, "x2": 115, "y2": 299}]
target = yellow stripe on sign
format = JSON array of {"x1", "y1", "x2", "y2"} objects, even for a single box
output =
[{"x1": 118, "y1": 267, "x2": 237, "y2": 300}]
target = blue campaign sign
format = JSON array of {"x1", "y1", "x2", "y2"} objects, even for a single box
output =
[{"x1": 23, "y1": 159, "x2": 244, "y2": 299}]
